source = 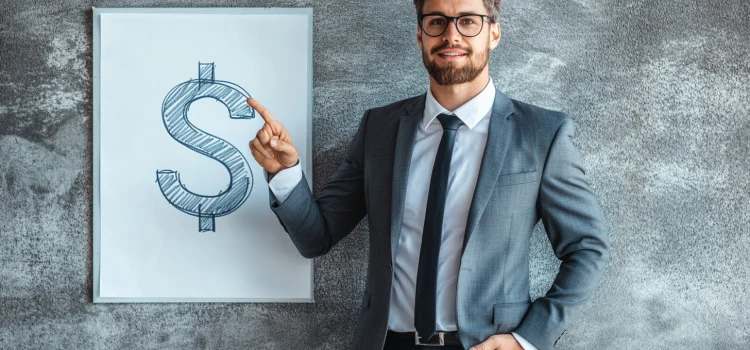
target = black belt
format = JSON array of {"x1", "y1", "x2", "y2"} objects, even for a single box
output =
[{"x1": 386, "y1": 330, "x2": 461, "y2": 346}]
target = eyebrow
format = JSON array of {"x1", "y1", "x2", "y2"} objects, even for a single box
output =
[{"x1": 422, "y1": 11, "x2": 488, "y2": 16}]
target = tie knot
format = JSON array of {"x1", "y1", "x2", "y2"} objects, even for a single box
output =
[{"x1": 437, "y1": 113, "x2": 462, "y2": 131}]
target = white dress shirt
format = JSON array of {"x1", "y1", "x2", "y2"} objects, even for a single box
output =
[{"x1": 264, "y1": 78, "x2": 537, "y2": 350}]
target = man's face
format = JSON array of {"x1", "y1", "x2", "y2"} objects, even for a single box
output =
[{"x1": 417, "y1": 0, "x2": 501, "y2": 85}]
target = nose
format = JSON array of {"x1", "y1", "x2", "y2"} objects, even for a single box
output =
[{"x1": 441, "y1": 18, "x2": 463, "y2": 42}]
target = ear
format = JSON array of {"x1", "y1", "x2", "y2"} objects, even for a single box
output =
[
  {"x1": 489, "y1": 22, "x2": 501, "y2": 50},
  {"x1": 417, "y1": 25, "x2": 423, "y2": 51}
]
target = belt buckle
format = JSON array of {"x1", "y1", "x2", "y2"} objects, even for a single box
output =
[{"x1": 415, "y1": 331, "x2": 445, "y2": 346}]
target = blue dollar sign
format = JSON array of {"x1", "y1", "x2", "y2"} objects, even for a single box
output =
[{"x1": 156, "y1": 62, "x2": 255, "y2": 232}]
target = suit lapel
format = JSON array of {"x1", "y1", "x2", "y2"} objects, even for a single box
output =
[
  {"x1": 461, "y1": 89, "x2": 515, "y2": 255},
  {"x1": 390, "y1": 94, "x2": 425, "y2": 266}
]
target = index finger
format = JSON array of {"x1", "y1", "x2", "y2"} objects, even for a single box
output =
[{"x1": 247, "y1": 97, "x2": 281, "y2": 134}]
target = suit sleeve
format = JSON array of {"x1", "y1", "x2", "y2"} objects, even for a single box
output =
[
  {"x1": 264, "y1": 159, "x2": 303, "y2": 204},
  {"x1": 513, "y1": 117, "x2": 611, "y2": 349},
  {"x1": 268, "y1": 110, "x2": 369, "y2": 259},
  {"x1": 512, "y1": 332, "x2": 538, "y2": 350}
]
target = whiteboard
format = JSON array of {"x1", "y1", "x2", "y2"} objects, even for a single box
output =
[{"x1": 92, "y1": 7, "x2": 313, "y2": 302}]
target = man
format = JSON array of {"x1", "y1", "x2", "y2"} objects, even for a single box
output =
[{"x1": 247, "y1": 0, "x2": 610, "y2": 349}]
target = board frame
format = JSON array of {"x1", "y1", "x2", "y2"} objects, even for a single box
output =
[{"x1": 92, "y1": 7, "x2": 314, "y2": 303}]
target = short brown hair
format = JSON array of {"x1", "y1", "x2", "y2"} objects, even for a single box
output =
[{"x1": 413, "y1": 0, "x2": 501, "y2": 21}]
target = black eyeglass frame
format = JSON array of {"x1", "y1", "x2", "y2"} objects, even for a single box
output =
[{"x1": 417, "y1": 13, "x2": 497, "y2": 37}]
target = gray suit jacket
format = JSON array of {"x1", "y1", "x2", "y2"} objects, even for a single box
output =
[{"x1": 268, "y1": 89, "x2": 611, "y2": 350}]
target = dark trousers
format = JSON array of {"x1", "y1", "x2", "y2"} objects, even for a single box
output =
[{"x1": 382, "y1": 332, "x2": 465, "y2": 350}]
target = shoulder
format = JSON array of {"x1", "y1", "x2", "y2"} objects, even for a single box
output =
[
  {"x1": 509, "y1": 98, "x2": 571, "y2": 129},
  {"x1": 506, "y1": 97, "x2": 578, "y2": 151},
  {"x1": 365, "y1": 93, "x2": 425, "y2": 117}
]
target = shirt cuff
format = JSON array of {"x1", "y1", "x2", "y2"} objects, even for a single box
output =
[
  {"x1": 265, "y1": 159, "x2": 302, "y2": 204},
  {"x1": 512, "y1": 332, "x2": 538, "y2": 350}
]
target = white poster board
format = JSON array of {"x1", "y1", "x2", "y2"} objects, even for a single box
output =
[{"x1": 92, "y1": 7, "x2": 313, "y2": 302}]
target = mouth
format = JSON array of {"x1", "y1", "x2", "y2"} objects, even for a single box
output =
[
  {"x1": 436, "y1": 50, "x2": 469, "y2": 61},
  {"x1": 437, "y1": 52, "x2": 468, "y2": 62},
  {"x1": 437, "y1": 51, "x2": 468, "y2": 57}
]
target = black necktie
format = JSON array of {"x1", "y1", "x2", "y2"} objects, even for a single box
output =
[{"x1": 414, "y1": 113, "x2": 463, "y2": 341}]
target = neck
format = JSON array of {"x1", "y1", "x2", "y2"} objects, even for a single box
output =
[{"x1": 429, "y1": 71, "x2": 490, "y2": 111}]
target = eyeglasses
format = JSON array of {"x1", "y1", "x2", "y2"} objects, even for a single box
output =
[{"x1": 418, "y1": 13, "x2": 496, "y2": 37}]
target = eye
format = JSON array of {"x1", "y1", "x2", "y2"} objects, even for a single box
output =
[
  {"x1": 429, "y1": 18, "x2": 446, "y2": 25},
  {"x1": 459, "y1": 18, "x2": 476, "y2": 25}
]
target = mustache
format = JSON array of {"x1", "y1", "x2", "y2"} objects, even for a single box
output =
[{"x1": 430, "y1": 43, "x2": 472, "y2": 55}]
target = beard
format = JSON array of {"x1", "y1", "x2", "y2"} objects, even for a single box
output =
[{"x1": 422, "y1": 43, "x2": 490, "y2": 85}]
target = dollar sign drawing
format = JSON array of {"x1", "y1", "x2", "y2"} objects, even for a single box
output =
[{"x1": 156, "y1": 62, "x2": 255, "y2": 232}]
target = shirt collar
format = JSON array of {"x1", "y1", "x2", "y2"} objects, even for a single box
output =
[{"x1": 422, "y1": 77, "x2": 496, "y2": 131}]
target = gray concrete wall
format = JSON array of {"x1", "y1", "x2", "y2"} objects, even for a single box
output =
[{"x1": 1, "y1": 0, "x2": 748, "y2": 349}]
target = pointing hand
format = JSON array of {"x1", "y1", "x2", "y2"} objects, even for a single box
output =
[{"x1": 247, "y1": 97, "x2": 299, "y2": 174}]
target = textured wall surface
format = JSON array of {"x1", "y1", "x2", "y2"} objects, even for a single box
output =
[{"x1": 1, "y1": 0, "x2": 749, "y2": 349}]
